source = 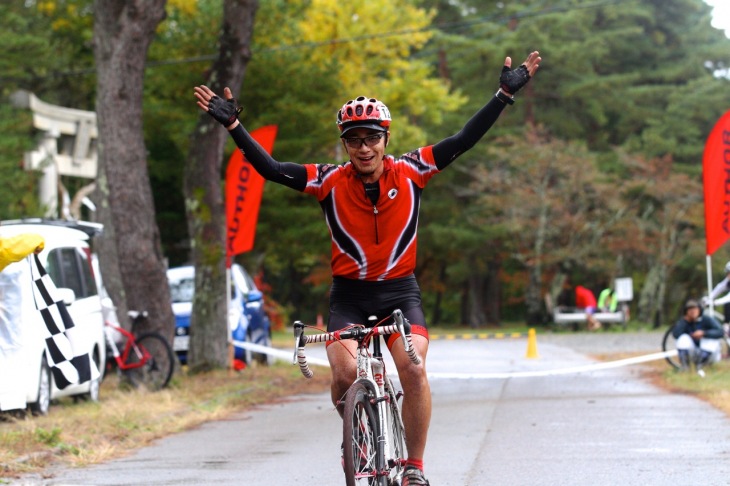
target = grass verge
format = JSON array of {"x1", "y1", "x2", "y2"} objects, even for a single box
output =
[
  {"x1": 0, "y1": 362, "x2": 330, "y2": 480},
  {"x1": 638, "y1": 358, "x2": 730, "y2": 416}
]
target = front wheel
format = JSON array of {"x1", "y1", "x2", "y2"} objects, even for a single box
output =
[
  {"x1": 125, "y1": 332, "x2": 174, "y2": 390},
  {"x1": 343, "y1": 381, "x2": 385, "y2": 486},
  {"x1": 662, "y1": 327, "x2": 681, "y2": 370}
]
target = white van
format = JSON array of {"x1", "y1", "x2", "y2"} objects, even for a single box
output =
[{"x1": 0, "y1": 220, "x2": 107, "y2": 415}]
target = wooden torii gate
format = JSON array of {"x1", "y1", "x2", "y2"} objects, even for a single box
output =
[{"x1": 10, "y1": 90, "x2": 98, "y2": 220}]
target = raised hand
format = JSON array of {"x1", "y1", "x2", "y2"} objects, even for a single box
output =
[
  {"x1": 499, "y1": 51, "x2": 541, "y2": 95},
  {"x1": 193, "y1": 85, "x2": 242, "y2": 128}
]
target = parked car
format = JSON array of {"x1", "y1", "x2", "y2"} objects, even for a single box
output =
[
  {"x1": 0, "y1": 219, "x2": 107, "y2": 415},
  {"x1": 166, "y1": 264, "x2": 272, "y2": 367}
]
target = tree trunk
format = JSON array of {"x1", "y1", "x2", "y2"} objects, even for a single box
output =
[
  {"x1": 466, "y1": 273, "x2": 486, "y2": 328},
  {"x1": 525, "y1": 171, "x2": 550, "y2": 326},
  {"x1": 184, "y1": 0, "x2": 259, "y2": 372},
  {"x1": 484, "y1": 260, "x2": 500, "y2": 325},
  {"x1": 92, "y1": 0, "x2": 174, "y2": 343}
]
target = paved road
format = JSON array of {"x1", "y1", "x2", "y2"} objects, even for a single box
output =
[{"x1": 13, "y1": 330, "x2": 730, "y2": 485}]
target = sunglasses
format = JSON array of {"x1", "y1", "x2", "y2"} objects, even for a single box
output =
[{"x1": 343, "y1": 132, "x2": 386, "y2": 148}]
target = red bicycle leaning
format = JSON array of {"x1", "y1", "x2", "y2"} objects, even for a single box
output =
[{"x1": 104, "y1": 310, "x2": 174, "y2": 390}]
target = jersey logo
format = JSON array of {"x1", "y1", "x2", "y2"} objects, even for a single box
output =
[
  {"x1": 388, "y1": 188, "x2": 398, "y2": 199},
  {"x1": 317, "y1": 164, "x2": 338, "y2": 182}
]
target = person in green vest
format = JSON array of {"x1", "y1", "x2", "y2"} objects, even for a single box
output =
[{"x1": 598, "y1": 286, "x2": 618, "y2": 313}]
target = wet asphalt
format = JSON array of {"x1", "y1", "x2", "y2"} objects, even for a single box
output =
[{"x1": 9, "y1": 329, "x2": 730, "y2": 485}]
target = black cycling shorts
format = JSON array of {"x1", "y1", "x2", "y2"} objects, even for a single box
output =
[{"x1": 328, "y1": 274, "x2": 429, "y2": 348}]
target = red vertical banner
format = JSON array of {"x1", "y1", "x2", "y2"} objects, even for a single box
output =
[
  {"x1": 703, "y1": 110, "x2": 730, "y2": 256},
  {"x1": 226, "y1": 125, "x2": 278, "y2": 259}
]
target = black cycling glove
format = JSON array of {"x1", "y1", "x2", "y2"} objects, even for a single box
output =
[
  {"x1": 499, "y1": 64, "x2": 531, "y2": 94},
  {"x1": 207, "y1": 95, "x2": 243, "y2": 127}
]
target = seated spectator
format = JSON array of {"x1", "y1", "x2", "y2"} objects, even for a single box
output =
[
  {"x1": 598, "y1": 287, "x2": 618, "y2": 313},
  {"x1": 575, "y1": 284, "x2": 601, "y2": 331},
  {"x1": 672, "y1": 299, "x2": 724, "y2": 376}
]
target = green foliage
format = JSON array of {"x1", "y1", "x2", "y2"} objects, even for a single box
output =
[
  {"x1": 3, "y1": 0, "x2": 730, "y2": 326},
  {"x1": 34, "y1": 427, "x2": 62, "y2": 447},
  {"x1": 0, "y1": 103, "x2": 43, "y2": 219}
]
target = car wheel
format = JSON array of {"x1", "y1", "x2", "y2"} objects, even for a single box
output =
[{"x1": 29, "y1": 355, "x2": 52, "y2": 416}]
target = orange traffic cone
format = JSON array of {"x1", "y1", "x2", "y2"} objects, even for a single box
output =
[{"x1": 525, "y1": 328, "x2": 539, "y2": 359}]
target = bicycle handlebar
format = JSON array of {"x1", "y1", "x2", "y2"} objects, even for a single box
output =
[{"x1": 292, "y1": 309, "x2": 422, "y2": 379}]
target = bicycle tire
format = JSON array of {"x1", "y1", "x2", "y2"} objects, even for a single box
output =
[
  {"x1": 383, "y1": 378, "x2": 406, "y2": 486},
  {"x1": 662, "y1": 327, "x2": 681, "y2": 370},
  {"x1": 343, "y1": 381, "x2": 384, "y2": 486},
  {"x1": 125, "y1": 332, "x2": 174, "y2": 390}
]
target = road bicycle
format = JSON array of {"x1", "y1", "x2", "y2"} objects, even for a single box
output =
[
  {"x1": 661, "y1": 305, "x2": 730, "y2": 370},
  {"x1": 104, "y1": 310, "x2": 175, "y2": 390},
  {"x1": 293, "y1": 309, "x2": 421, "y2": 486}
]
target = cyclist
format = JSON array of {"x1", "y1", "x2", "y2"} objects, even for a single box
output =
[
  {"x1": 671, "y1": 299, "x2": 723, "y2": 376},
  {"x1": 194, "y1": 50, "x2": 541, "y2": 485}
]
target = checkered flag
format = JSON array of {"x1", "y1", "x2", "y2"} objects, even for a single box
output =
[{"x1": 30, "y1": 254, "x2": 100, "y2": 389}]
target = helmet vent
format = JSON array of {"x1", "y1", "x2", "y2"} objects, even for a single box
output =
[{"x1": 336, "y1": 96, "x2": 392, "y2": 130}]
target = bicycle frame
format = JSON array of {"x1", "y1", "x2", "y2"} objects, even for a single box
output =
[
  {"x1": 358, "y1": 325, "x2": 402, "y2": 475},
  {"x1": 293, "y1": 309, "x2": 420, "y2": 485},
  {"x1": 103, "y1": 321, "x2": 150, "y2": 371}
]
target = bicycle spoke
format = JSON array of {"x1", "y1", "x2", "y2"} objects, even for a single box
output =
[
  {"x1": 125, "y1": 332, "x2": 174, "y2": 390},
  {"x1": 344, "y1": 382, "x2": 383, "y2": 486}
]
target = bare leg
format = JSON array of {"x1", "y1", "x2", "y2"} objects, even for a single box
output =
[
  {"x1": 326, "y1": 340, "x2": 358, "y2": 417},
  {"x1": 389, "y1": 335, "x2": 431, "y2": 461}
]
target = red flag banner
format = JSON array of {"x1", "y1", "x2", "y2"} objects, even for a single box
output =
[
  {"x1": 703, "y1": 110, "x2": 730, "y2": 256},
  {"x1": 226, "y1": 125, "x2": 278, "y2": 258}
]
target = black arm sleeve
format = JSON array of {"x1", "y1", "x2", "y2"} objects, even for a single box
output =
[
  {"x1": 431, "y1": 95, "x2": 507, "y2": 170},
  {"x1": 229, "y1": 124, "x2": 307, "y2": 191}
]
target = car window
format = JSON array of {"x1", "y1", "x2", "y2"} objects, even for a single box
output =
[
  {"x1": 78, "y1": 248, "x2": 98, "y2": 297},
  {"x1": 170, "y1": 278, "x2": 195, "y2": 303},
  {"x1": 46, "y1": 247, "x2": 98, "y2": 299},
  {"x1": 49, "y1": 248, "x2": 83, "y2": 297}
]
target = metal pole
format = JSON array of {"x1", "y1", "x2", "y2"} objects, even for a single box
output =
[{"x1": 707, "y1": 254, "x2": 714, "y2": 307}]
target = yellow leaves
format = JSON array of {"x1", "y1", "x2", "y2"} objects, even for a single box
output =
[
  {"x1": 167, "y1": 0, "x2": 198, "y2": 17},
  {"x1": 295, "y1": 0, "x2": 464, "y2": 150},
  {"x1": 298, "y1": 0, "x2": 435, "y2": 88},
  {"x1": 34, "y1": 0, "x2": 93, "y2": 34},
  {"x1": 37, "y1": 1, "x2": 56, "y2": 16}
]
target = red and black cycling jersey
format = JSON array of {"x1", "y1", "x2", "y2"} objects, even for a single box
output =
[
  {"x1": 228, "y1": 95, "x2": 507, "y2": 281},
  {"x1": 302, "y1": 147, "x2": 437, "y2": 280}
]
